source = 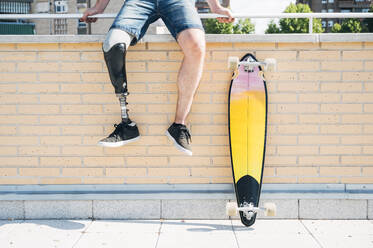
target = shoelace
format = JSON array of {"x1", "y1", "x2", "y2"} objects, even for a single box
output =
[
  {"x1": 109, "y1": 123, "x2": 123, "y2": 138},
  {"x1": 180, "y1": 126, "x2": 192, "y2": 144}
]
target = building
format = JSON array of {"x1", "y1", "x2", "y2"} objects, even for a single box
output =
[
  {"x1": 297, "y1": 0, "x2": 372, "y2": 32},
  {"x1": 195, "y1": 0, "x2": 230, "y2": 13},
  {"x1": 0, "y1": 0, "x2": 35, "y2": 34}
]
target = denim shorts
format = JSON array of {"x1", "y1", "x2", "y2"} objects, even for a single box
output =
[{"x1": 109, "y1": 0, "x2": 205, "y2": 45}]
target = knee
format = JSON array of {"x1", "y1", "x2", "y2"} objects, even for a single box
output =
[{"x1": 185, "y1": 39, "x2": 205, "y2": 59}]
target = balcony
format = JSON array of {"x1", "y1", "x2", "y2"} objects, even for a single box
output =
[
  {"x1": 338, "y1": 0, "x2": 371, "y2": 8},
  {"x1": 0, "y1": 21, "x2": 34, "y2": 34},
  {"x1": 0, "y1": 0, "x2": 33, "y2": 14}
]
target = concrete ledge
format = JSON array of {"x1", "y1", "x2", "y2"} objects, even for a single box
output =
[{"x1": 0, "y1": 33, "x2": 373, "y2": 43}]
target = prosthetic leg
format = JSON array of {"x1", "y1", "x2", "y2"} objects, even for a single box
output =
[{"x1": 98, "y1": 30, "x2": 140, "y2": 147}]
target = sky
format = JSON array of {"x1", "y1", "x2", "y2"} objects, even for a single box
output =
[{"x1": 230, "y1": 0, "x2": 297, "y2": 34}]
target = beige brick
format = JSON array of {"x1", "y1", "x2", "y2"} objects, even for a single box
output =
[
  {"x1": 0, "y1": 84, "x2": 17, "y2": 92},
  {"x1": 191, "y1": 125, "x2": 226, "y2": 135},
  {"x1": 277, "y1": 61, "x2": 319, "y2": 72},
  {"x1": 276, "y1": 167, "x2": 318, "y2": 176},
  {"x1": 321, "y1": 104, "x2": 362, "y2": 113},
  {"x1": 19, "y1": 146, "x2": 60, "y2": 156},
  {"x1": 84, "y1": 157, "x2": 124, "y2": 167},
  {"x1": 0, "y1": 43, "x2": 16, "y2": 50},
  {"x1": 62, "y1": 146, "x2": 104, "y2": 156},
  {"x1": 80, "y1": 51, "x2": 104, "y2": 61},
  {"x1": 129, "y1": 114, "x2": 168, "y2": 124},
  {"x1": 62, "y1": 168, "x2": 103, "y2": 176},
  {"x1": 17, "y1": 43, "x2": 59, "y2": 51},
  {"x1": 0, "y1": 136, "x2": 38, "y2": 146},
  {"x1": 147, "y1": 146, "x2": 189, "y2": 156},
  {"x1": 343, "y1": 72, "x2": 373, "y2": 81},
  {"x1": 103, "y1": 146, "x2": 147, "y2": 156},
  {"x1": 298, "y1": 135, "x2": 339, "y2": 144},
  {"x1": 40, "y1": 177, "x2": 82, "y2": 184},
  {"x1": 0, "y1": 73, "x2": 37, "y2": 83},
  {"x1": 106, "y1": 168, "x2": 146, "y2": 177},
  {"x1": 148, "y1": 62, "x2": 180, "y2": 72},
  {"x1": 127, "y1": 51, "x2": 167, "y2": 60},
  {"x1": 299, "y1": 51, "x2": 340, "y2": 60},
  {"x1": 364, "y1": 125, "x2": 373, "y2": 134},
  {"x1": 321, "y1": 61, "x2": 363, "y2": 71},
  {"x1": 191, "y1": 167, "x2": 231, "y2": 177},
  {"x1": 321, "y1": 42, "x2": 362, "y2": 49},
  {"x1": 0, "y1": 105, "x2": 17, "y2": 114},
  {"x1": 364, "y1": 104, "x2": 373, "y2": 113},
  {"x1": 81, "y1": 72, "x2": 109, "y2": 82},
  {"x1": 40, "y1": 157, "x2": 81, "y2": 167},
  {"x1": 269, "y1": 114, "x2": 297, "y2": 124},
  {"x1": 270, "y1": 93, "x2": 297, "y2": 103},
  {"x1": 39, "y1": 51, "x2": 80, "y2": 61},
  {"x1": 41, "y1": 94, "x2": 82, "y2": 104},
  {"x1": 263, "y1": 167, "x2": 275, "y2": 177},
  {"x1": 128, "y1": 72, "x2": 168, "y2": 82},
  {"x1": 277, "y1": 82, "x2": 319, "y2": 92},
  {"x1": 192, "y1": 146, "x2": 230, "y2": 156},
  {"x1": 341, "y1": 136, "x2": 373, "y2": 145},
  {"x1": 129, "y1": 136, "x2": 169, "y2": 146},
  {"x1": 362, "y1": 167, "x2": 373, "y2": 176},
  {"x1": 60, "y1": 43, "x2": 101, "y2": 51},
  {"x1": 125, "y1": 177, "x2": 168, "y2": 184},
  {"x1": 39, "y1": 73, "x2": 80, "y2": 83},
  {"x1": 278, "y1": 43, "x2": 319, "y2": 50},
  {"x1": 206, "y1": 43, "x2": 232, "y2": 51},
  {"x1": 103, "y1": 104, "x2": 147, "y2": 115},
  {"x1": 148, "y1": 43, "x2": 180, "y2": 50},
  {"x1": 277, "y1": 125, "x2": 319, "y2": 134},
  {"x1": 211, "y1": 156, "x2": 230, "y2": 166},
  {"x1": 320, "y1": 146, "x2": 360, "y2": 155},
  {"x1": 198, "y1": 82, "x2": 228, "y2": 93},
  {"x1": 340, "y1": 177, "x2": 373, "y2": 184},
  {"x1": 63, "y1": 124, "x2": 103, "y2": 136},
  {"x1": 19, "y1": 126, "x2": 60, "y2": 135},
  {"x1": 148, "y1": 168, "x2": 189, "y2": 176},
  {"x1": 299, "y1": 72, "x2": 341, "y2": 81},
  {"x1": 0, "y1": 63, "x2": 16, "y2": 72},
  {"x1": 0, "y1": 168, "x2": 17, "y2": 176},
  {"x1": 168, "y1": 51, "x2": 184, "y2": 60},
  {"x1": 0, "y1": 51, "x2": 36, "y2": 61},
  {"x1": 343, "y1": 50, "x2": 373, "y2": 60},
  {"x1": 278, "y1": 146, "x2": 318, "y2": 155},
  {"x1": 0, "y1": 146, "x2": 17, "y2": 155},
  {"x1": 342, "y1": 114, "x2": 373, "y2": 124},
  {"x1": 256, "y1": 51, "x2": 297, "y2": 60},
  {"x1": 40, "y1": 136, "x2": 81, "y2": 146},
  {"x1": 262, "y1": 177, "x2": 297, "y2": 183},
  {"x1": 267, "y1": 135, "x2": 297, "y2": 145},
  {"x1": 320, "y1": 82, "x2": 362, "y2": 92},
  {"x1": 210, "y1": 135, "x2": 228, "y2": 145},
  {"x1": 169, "y1": 156, "x2": 210, "y2": 166},
  {"x1": 60, "y1": 62, "x2": 103, "y2": 72},
  {"x1": 61, "y1": 105, "x2": 102, "y2": 114},
  {"x1": 0, "y1": 178, "x2": 38, "y2": 184},
  {"x1": 320, "y1": 167, "x2": 360, "y2": 176},
  {"x1": 18, "y1": 105, "x2": 59, "y2": 114},
  {"x1": 299, "y1": 114, "x2": 339, "y2": 124},
  {"x1": 18, "y1": 62, "x2": 58, "y2": 72},
  {"x1": 265, "y1": 72, "x2": 297, "y2": 81},
  {"x1": 0, "y1": 116, "x2": 38, "y2": 124},
  {"x1": 83, "y1": 177, "x2": 124, "y2": 184},
  {"x1": 210, "y1": 177, "x2": 233, "y2": 183},
  {"x1": 19, "y1": 168, "x2": 60, "y2": 176},
  {"x1": 321, "y1": 125, "x2": 361, "y2": 134},
  {"x1": 298, "y1": 177, "x2": 339, "y2": 183},
  {"x1": 211, "y1": 51, "x2": 242, "y2": 61},
  {"x1": 40, "y1": 115, "x2": 81, "y2": 124},
  {"x1": 234, "y1": 43, "x2": 276, "y2": 50},
  {"x1": 126, "y1": 156, "x2": 168, "y2": 166},
  {"x1": 213, "y1": 114, "x2": 227, "y2": 124},
  {"x1": 168, "y1": 177, "x2": 211, "y2": 183},
  {"x1": 0, "y1": 94, "x2": 38, "y2": 104},
  {"x1": 167, "y1": 93, "x2": 210, "y2": 104},
  {"x1": 130, "y1": 43, "x2": 146, "y2": 50},
  {"x1": 365, "y1": 61, "x2": 373, "y2": 71},
  {"x1": 265, "y1": 156, "x2": 297, "y2": 166},
  {"x1": 299, "y1": 93, "x2": 340, "y2": 103},
  {"x1": 299, "y1": 156, "x2": 339, "y2": 166},
  {"x1": 363, "y1": 146, "x2": 373, "y2": 154},
  {"x1": 277, "y1": 103, "x2": 319, "y2": 113},
  {"x1": 341, "y1": 156, "x2": 373, "y2": 165},
  {"x1": 18, "y1": 83, "x2": 59, "y2": 93},
  {"x1": 147, "y1": 83, "x2": 177, "y2": 93}
]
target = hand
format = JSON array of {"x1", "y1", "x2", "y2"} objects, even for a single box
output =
[
  {"x1": 80, "y1": 7, "x2": 102, "y2": 23},
  {"x1": 213, "y1": 7, "x2": 235, "y2": 23}
]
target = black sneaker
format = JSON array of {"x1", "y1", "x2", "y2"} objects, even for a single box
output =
[
  {"x1": 98, "y1": 120, "x2": 140, "y2": 147},
  {"x1": 166, "y1": 123, "x2": 192, "y2": 156}
]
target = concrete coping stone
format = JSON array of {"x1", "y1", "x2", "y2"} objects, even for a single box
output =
[{"x1": 0, "y1": 33, "x2": 372, "y2": 43}]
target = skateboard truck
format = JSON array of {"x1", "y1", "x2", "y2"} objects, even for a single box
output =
[
  {"x1": 226, "y1": 201, "x2": 276, "y2": 220},
  {"x1": 228, "y1": 56, "x2": 277, "y2": 79}
]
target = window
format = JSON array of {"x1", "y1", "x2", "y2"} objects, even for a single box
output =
[
  {"x1": 322, "y1": 9, "x2": 327, "y2": 13},
  {"x1": 341, "y1": 9, "x2": 351, "y2": 13},
  {"x1": 322, "y1": 0, "x2": 327, "y2": 3},
  {"x1": 322, "y1": 21, "x2": 326, "y2": 27},
  {"x1": 328, "y1": 20, "x2": 334, "y2": 27},
  {"x1": 54, "y1": 1, "x2": 68, "y2": 13},
  {"x1": 355, "y1": 0, "x2": 365, "y2": 2},
  {"x1": 328, "y1": 9, "x2": 334, "y2": 12},
  {"x1": 328, "y1": 0, "x2": 334, "y2": 3},
  {"x1": 362, "y1": 8, "x2": 370, "y2": 12}
]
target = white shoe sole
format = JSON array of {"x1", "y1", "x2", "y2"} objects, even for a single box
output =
[
  {"x1": 97, "y1": 136, "x2": 140, "y2": 147},
  {"x1": 165, "y1": 131, "x2": 192, "y2": 156}
]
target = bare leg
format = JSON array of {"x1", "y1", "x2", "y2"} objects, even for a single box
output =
[{"x1": 174, "y1": 28, "x2": 206, "y2": 124}]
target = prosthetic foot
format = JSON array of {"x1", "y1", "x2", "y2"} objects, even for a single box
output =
[{"x1": 98, "y1": 42, "x2": 140, "y2": 147}]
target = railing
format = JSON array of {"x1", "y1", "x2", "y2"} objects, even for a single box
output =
[{"x1": 0, "y1": 13, "x2": 373, "y2": 33}]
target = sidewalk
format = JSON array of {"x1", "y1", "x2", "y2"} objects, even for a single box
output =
[{"x1": 0, "y1": 219, "x2": 372, "y2": 248}]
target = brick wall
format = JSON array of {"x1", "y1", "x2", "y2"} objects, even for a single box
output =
[{"x1": 0, "y1": 40, "x2": 372, "y2": 185}]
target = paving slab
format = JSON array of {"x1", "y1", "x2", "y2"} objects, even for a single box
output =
[
  {"x1": 93, "y1": 200, "x2": 160, "y2": 219},
  {"x1": 157, "y1": 220, "x2": 237, "y2": 248},
  {"x1": 302, "y1": 220, "x2": 373, "y2": 248},
  {"x1": 232, "y1": 220, "x2": 320, "y2": 248},
  {"x1": 0, "y1": 220, "x2": 90, "y2": 248}
]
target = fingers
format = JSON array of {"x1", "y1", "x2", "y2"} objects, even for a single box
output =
[{"x1": 217, "y1": 17, "x2": 235, "y2": 23}]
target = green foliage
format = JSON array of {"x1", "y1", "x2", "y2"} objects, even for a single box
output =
[
  {"x1": 363, "y1": 5, "x2": 373, "y2": 32},
  {"x1": 203, "y1": 18, "x2": 255, "y2": 34},
  {"x1": 265, "y1": 3, "x2": 324, "y2": 34},
  {"x1": 332, "y1": 18, "x2": 365, "y2": 33}
]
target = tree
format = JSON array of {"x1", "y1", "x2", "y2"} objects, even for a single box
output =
[
  {"x1": 203, "y1": 18, "x2": 255, "y2": 34},
  {"x1": 332, "y1": 18, "x2": 365, "y2": 33},
  {"x1": 265, "y1": 3, "x2": 324, "y2": 34},
  {"x1": 363, "y1": 5, "x2": 373, "y2": 32}
]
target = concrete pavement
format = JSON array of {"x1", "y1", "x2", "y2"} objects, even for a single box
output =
[{"x1": 0, "y1": 219, "x2": 372, "y2": 248}]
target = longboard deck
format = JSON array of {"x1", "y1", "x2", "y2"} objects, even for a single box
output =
[{"x1": 228, "y1": 53, "x2": 268, "y2": 226}]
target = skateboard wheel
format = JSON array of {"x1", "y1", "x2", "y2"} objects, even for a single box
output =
[
  {"x1": 226, "y1": 202, "x2": 238, "y2": 216},
  {"x1": 228, "y1": 56, "x2": 239, "y2": 71},
  {"x1": 264, "y1": 58, "x2": 277, "y2": 72},
  {"x1": 263, "y1": 202, "x2": 276, "y2": 217}
]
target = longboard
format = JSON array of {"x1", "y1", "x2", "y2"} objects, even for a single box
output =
[{"x1": 227, "y1": 53, "x2": 276, "y2": 226}]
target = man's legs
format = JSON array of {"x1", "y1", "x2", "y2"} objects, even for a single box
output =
[{"x1": 165, "y1": 28, "x2": 206, "y2": 156}]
